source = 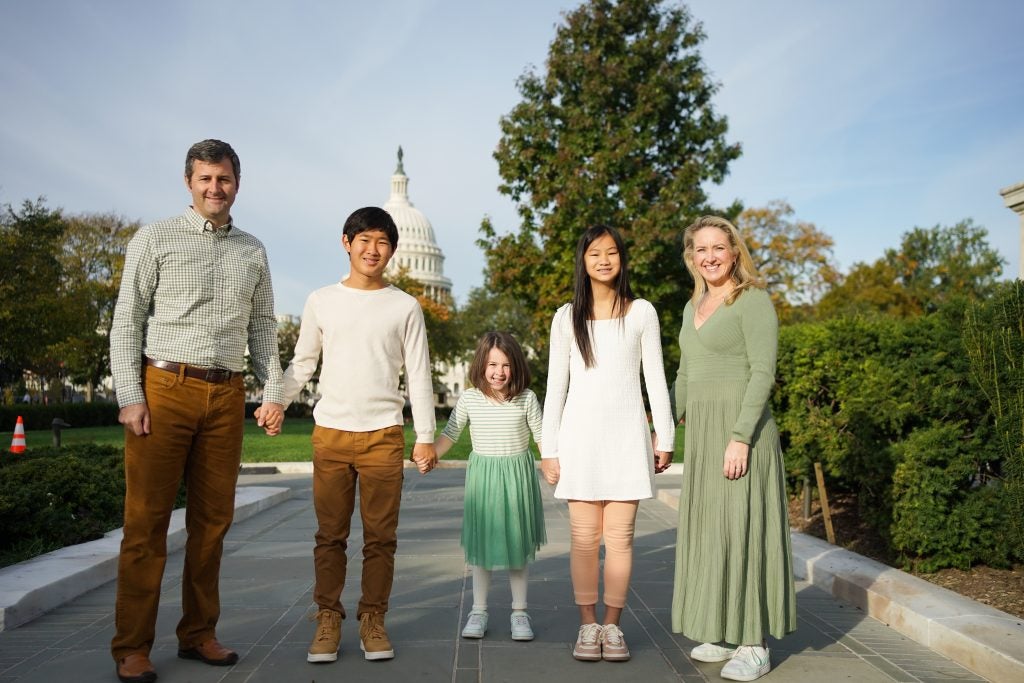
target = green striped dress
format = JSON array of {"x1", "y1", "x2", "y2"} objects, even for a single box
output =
[
  {"x1": 443, "y1": 388, "x2": 546, "y2": 570},
  {"x1": 671, "y1": 288, "x2": 797, "y2": 645}
]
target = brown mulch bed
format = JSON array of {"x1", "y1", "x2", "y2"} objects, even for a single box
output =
[{"x1": 788, "y1": 492, "x2": 1024, "y2": 620}]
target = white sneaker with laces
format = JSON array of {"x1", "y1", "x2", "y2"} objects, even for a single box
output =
[
  {"x1": 690, "y1": 642, "x2": 737, "y2": 662},
  {"x1": 720, "y1": 645, "x2": 770, "y2": 681},
  {"x1": 572, "y1": 623, "x2": 603, "y2": 661},
  {"x1": 461, "y1": 610, "x2": 488, "y2": 639},
  {"x1": 599, "y1": 623, "x2": 630, "y2": 661},
  {"x1": 510, "y1": 611, "x2": 534, "y2": 641}
]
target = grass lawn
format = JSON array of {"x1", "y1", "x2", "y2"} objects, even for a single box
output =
[{"x1": 24, "y1": 420, "x2": 686, "y2": 462}]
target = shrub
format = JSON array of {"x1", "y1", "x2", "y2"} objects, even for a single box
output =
[
  {"x1": 0, "y1": 443, "x2": 185, "y2": 567},
  {"x1": 890, "y1": 422, "x2": 1009, "y2": 571}
]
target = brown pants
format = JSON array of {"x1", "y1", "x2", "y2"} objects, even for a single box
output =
[
  {"x1": 111, "y1": 365, "x2": 244, "y2": 661},
  {"x1": 311, "y1": 424, "x2": 405, "y2": 619}
]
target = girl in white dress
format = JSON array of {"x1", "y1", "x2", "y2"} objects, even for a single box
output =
[
  {"x1": 541, "y1": 225, "x2": 675, "y2": 662},
  {"x1": 431, "y1": 332, "x2": 546, "y2": 642}
]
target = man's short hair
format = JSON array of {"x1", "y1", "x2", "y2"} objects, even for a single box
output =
[
  {"x1": 343, "y1": 207, "x2": 400, "y2": 248},
  {"x1": 185, "y1": 139, "x2": 241, "y2": 183}
]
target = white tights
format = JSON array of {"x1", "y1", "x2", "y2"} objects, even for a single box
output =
[{"x1": 471, "y1": 564, "x2": 529, "y2": 611}]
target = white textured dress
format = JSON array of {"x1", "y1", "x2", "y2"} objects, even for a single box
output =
[{"x1": 542, "y1": 299, "x2": 675, "y2": 501}]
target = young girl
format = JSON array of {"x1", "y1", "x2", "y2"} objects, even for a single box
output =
[
  {"x1": 541, "y1": 224, "x2": 674, "y2": 662},
  {"x1": 429, "y1": 331, "x2": 546, "y2": 641}
]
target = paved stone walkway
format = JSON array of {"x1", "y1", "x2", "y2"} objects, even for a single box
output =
[{"x1": 0, "y1": 469, "x2": 989, "y2": 682}]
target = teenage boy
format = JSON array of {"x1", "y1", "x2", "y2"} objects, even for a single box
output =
[{"x1": 280, "y1": 206, "x2": 437, "y2": 663}]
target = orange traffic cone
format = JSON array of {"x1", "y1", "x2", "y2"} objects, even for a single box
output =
[{"x1": 10, "y1": 415, "x2": 26, "y2": 453}]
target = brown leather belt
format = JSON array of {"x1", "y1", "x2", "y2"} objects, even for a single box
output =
[{"x1": 145, "y1": 357, "x2": 238, "y2": 383}]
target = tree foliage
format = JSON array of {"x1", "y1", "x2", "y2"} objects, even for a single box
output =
[
  {"x1": 736, "y1": 200, "x2": 839, "y2": 323},
  {"x1": 817, "y1": 220, "x2": 1004, "y2": 319},
  {"x1": 481, "y1": 0, "x2": 740, "y2": 364},
  {"x1": 0, "y1": 200, "x2": 138, "y2": 400},
  {"x1": 0, "y1": 199, "x2": 69, "y2": 388}
]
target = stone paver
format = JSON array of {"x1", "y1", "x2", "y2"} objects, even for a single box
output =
[{"x1": 0, "y1": 468, "x2": 993, "y2": 682}]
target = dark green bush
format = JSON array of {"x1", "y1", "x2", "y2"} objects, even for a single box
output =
[
  {"x1": 0, "y1": 443, "x2": 185, "y2": 567},
  {"x1": 890, "y1": 422, "x2": 1009, "y2": 571},
  {"x1": 0, "y1": 402, "x2": 120, "y2": 431},
  {"x1": 773, "y1": 305, "x2": 1002, "y2": 567}
]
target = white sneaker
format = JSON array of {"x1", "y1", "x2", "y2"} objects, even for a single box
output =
[
  {"x1": 510, "y1": 611, "x2": 534, "y2": 641},
  {"x1": 690, "y1": 641, "x2": 737, "y2": 662},
  {"x1": 461, "y1": 609, "x2": 488, "y2": 638},
  {"x1": 572, "y1": 623, "x2": 603, "y2": 661},
  {"x1": 720, "y1": 645, "x2": 770, "y2": 681},
  {"x1": 599, "y1": 623, "x2": 630, "y2": 661}
]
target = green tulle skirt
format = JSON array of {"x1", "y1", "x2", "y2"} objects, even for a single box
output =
[{"x1": 462, "y1": 450, "x2": 547, "y2": 570}]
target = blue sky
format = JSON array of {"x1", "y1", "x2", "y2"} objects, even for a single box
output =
[{"x1": 2, "y1": 0, "x2": 1021, "y2": 316}]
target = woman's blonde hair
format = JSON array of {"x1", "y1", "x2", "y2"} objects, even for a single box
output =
[{"x1": 682, "y1": 215, "x2": 764, "y2": 305}]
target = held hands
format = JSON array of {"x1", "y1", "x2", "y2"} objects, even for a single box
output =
[
  {"x1": 411, "y1": 442, "x2": 438, "y2": 475},
  {"x1": 119, "y1": 403, "x2": 151, "y2": 436},
  {"x1": 723, "y1": 439, "x2": 749, "y2": 479},
  {"x1": 652, "y1": 433, "x2": 673, "y2": 474},
  {"x1": 254, "y1": 402, "x2": 285, "y2": 436},
  {"x1": 540, "y1": 458, "x2": 560, "y2": 485}
]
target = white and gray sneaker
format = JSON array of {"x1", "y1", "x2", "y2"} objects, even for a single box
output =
[
  {"x1": 510, "y1": 611, "x2": 534, "y2": 641},
  {"x1": 720, "y1": 645, "x2": 770, "y2": 681},
  {"x1": 690, "y1": 642, "x2": 737, "y2": 662},
  {"x1": 461, "y1": 610, "x2": 488, "y2": 639}
]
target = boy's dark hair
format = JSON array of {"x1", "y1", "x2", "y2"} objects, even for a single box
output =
[
  {"x1": 572, "y1": 224, "x2": 635, "y2": 368},
  {"x1": 469, "y1": 331, "x2": 531, "y2": 401},
  {"x1": 343, "y1": 206, "x2": 400, "y2": 248},
  {"x1": 185, "y1": 139, "x2": 241, "y2": 183}
]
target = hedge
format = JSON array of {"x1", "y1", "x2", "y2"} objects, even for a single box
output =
[
  {"x1": 0, "y1": 402, "x2": 120, "y2": 431},
  {"x1": 773, "y1": 288, "x2": 1020, "y2": 570},
  {"x1": 0, "y1": 443, "x2": 185, "y2": 568}
]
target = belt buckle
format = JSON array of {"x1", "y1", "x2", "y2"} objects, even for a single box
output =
[{"x1": 205, "y1": 367, "x2": 226, "y2": 382}]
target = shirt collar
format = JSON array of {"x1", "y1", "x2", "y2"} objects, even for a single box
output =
[{"x1": 185, "y1": 206, "x2": 234, "y2": 235}]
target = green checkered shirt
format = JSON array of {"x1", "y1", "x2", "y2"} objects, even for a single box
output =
[{"x1": 110, "y1": 207, "x2": 284, "y2": 407}]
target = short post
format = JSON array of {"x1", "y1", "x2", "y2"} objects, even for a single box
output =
[
  {"x1": 51, "y1": 418, "x2": 71, "y2": 448},
  {"x1": 802, "y1": 476, "x2": 812, "y2": 520},
  {"x1": 813, "y1": 462, "x2": 836, "y2": 544}
]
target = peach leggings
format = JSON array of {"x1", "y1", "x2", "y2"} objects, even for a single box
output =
[{"x1": 568, "y1": 500, "x2": 639, "y2": 608}]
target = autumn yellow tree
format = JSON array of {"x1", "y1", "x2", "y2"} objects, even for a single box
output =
[{"x1": 736, "y1": 200, "x2": 839, "y2": 323}]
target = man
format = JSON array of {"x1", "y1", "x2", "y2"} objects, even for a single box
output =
[
  {"x1": 109, "y1": 139, "x2": 285, "y2": 683},
  {"x1": 279, "y1": 206, "x2": 437, "y2": 664}
]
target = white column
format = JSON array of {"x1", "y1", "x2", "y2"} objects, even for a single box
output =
[{"x1": 1000, "y1": 181, "x2": 1024, "y2": 280}]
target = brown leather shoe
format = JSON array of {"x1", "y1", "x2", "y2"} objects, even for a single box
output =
[
  {"x1": 116, "y1": 653, "x2": 157, "y2": 683},
  {"x1": 177, "y1": 638, "x2": 239, "y2": 666}
]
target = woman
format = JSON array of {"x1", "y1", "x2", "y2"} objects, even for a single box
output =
[{"x1": 671, "y1": 216, "x2": 797, "y2": 681}]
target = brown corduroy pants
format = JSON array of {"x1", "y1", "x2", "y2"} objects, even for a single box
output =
[{"x1": 111, "y1": 365, "x2": 244, "y2": 661}]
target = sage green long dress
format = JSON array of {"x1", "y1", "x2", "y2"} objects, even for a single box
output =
[{"x1": 670, "y1": 288, "x2": 797, "y2": 646}]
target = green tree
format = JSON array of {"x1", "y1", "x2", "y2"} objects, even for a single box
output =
[
  {"x1": 736, "y1": 201, "x2": 839, "y2": 323},
  {"x1": 481, "y1": 0, "x2": 740, "y2": 368},
  {"x1": 818, "y1": 220, "x2": 1004, "y2": 318},
  {"x1": 52, "y1": 213, "x2": 139, "y2": 400},
  {"x1": 0, "y1": 199, "x2": 67, "y2": 391}
]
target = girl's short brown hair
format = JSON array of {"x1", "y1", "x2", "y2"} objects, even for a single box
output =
[{"x1": 468, "y1": 331, "x2": 531, "y2": 401}]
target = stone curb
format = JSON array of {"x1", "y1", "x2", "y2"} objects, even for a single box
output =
[
  {"x1": 0, "y1": 486, "x2": 292, "y2": 632},
  {"x1": 657, "y1": 487, "x2": 1024, "y2": 683}
]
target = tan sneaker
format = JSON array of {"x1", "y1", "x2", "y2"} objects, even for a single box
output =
[
  {"x1": 307, "y1": 609, "x2": 341, "y2": 663},
  {"x1": 359, "y1": 612, "x2": 395, "y2": 660}
]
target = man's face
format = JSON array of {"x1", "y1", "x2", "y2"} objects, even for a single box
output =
[
  {"x1": 185, "y1": 158, "x2": 238, "y2": 226},
  {"x1": 342, "y1": 228, "x2": 394, "y2": 281}
]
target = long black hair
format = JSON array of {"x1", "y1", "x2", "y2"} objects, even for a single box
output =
[{"x1": 572, "y1": 225, "x2": 635, "y2": 368}]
